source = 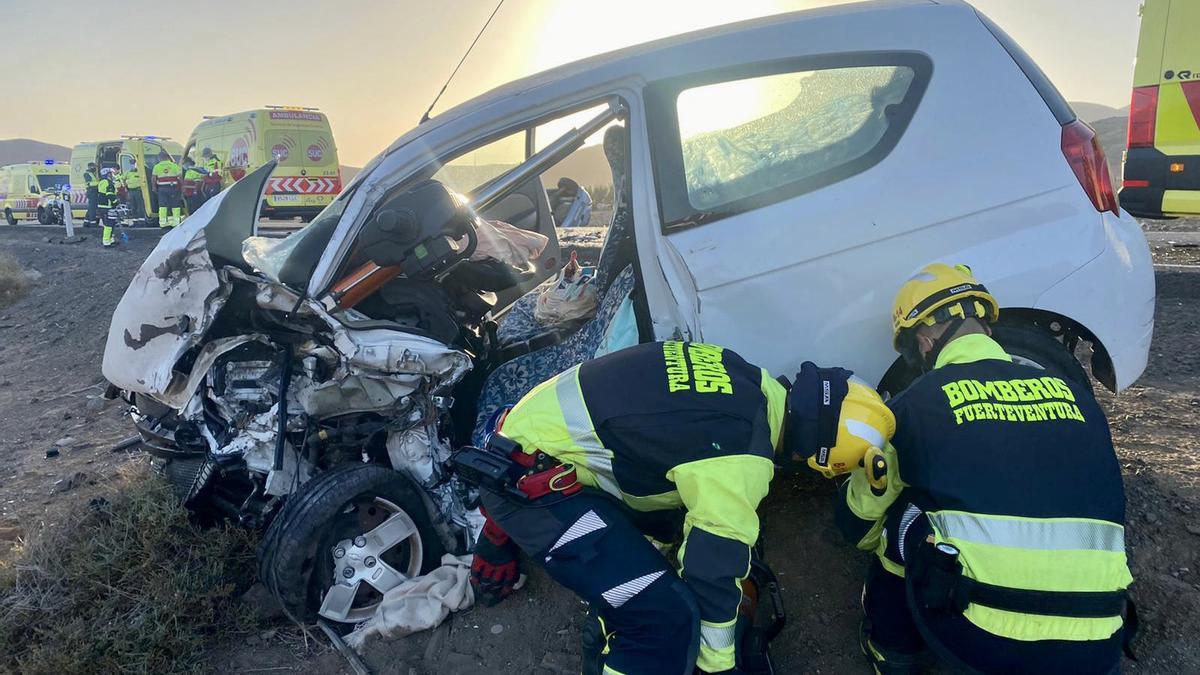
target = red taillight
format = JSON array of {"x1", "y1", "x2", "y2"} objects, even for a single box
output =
[
  {"x1": 1061, "y1": 120, "x2": 1119, "y2": 216},
  {"x1": 1127, "y1": 85, "x2": 1158, "y2": 148},
  {"x1": 1122, "y1": 179, "x2": 1150, "y2": 188}
]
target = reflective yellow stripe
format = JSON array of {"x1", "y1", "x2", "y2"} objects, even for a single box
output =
[
  {"x1": 556, "y1": 368, "x2": 621, "y2": 497},
  {"x1": 928, "y1": 512, "x2": 1125, "y2": 553},
  {"x1": 759, "y1": 368, "x2": 786, "y2": 450}
]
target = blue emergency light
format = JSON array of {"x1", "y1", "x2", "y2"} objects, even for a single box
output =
[
  {"x1": 44, "y1": 159, "x2": 56, "y2": 165},
  {"x1": 144, "y1": 135, "x2": 157, "y2": 140}
]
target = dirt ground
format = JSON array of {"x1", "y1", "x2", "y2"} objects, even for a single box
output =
[{"x1": 0, "y1": 221, "x2": 1197, "y2": 674}]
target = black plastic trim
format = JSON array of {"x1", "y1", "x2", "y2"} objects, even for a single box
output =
[{"x1": 645, "y1": 51, "x2": 932, "y2": 234}]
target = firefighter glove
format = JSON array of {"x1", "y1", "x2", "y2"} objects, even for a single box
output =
[{"x1": 470, "y1": 516, "x2": 520, "y2": 606}]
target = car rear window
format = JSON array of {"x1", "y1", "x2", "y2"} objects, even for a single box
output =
[{"x1": 647, "y1": 53, "x2": 931, "y2": 231}]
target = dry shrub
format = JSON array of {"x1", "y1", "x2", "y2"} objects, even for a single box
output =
[
  {"x1": 0, "y1": 464, "x2": 262, "y2": 674},
  {"x1": 0, "y1": 251, "x2": 28, "y2": 309}
]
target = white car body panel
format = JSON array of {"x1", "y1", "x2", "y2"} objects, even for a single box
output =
[
  {"x1": 101, "y1": 202, "x2": 230, "y2": 398},
  {"x1": 310, "y1": 0, "x2": 1153, "y2": 389}
]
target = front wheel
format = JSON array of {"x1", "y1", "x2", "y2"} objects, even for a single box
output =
[
  {"x1": 37, "y1": 207, "x2": 49, "y2": 225},
  {"x1": 258, "y1": 464, "x2": 444, "y2": 625}
]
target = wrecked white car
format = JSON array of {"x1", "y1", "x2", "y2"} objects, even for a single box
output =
[{"x1": 103, "y1": 0, "x2": 1155, "y2": 627}]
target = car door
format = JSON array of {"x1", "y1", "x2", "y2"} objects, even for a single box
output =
[{"x1": 642, "y1": 54, "x2": 933, "y2": 383}]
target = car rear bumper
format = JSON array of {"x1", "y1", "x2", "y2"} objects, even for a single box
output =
[
  {"x1": 260, "y1": 205, "x2": 323, "y2": 220},
  {"x1": 1035, "y1": 209, "x2": 1155, "y2": 391},
  {"x1": 1120, "y1": 147, "x2": 1200, "y2": 218}
]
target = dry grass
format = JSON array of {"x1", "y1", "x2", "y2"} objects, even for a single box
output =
[
  {"x1": 0, "y1": 464, "x2": 262, "y2": 675},
  {"x1": 0, "y1": 251, "x2": 28, "y2": 309}
]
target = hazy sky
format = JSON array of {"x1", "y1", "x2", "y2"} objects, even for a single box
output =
[{"x1": 3, "y1": 0, "x2": 1142, "y2": 166}]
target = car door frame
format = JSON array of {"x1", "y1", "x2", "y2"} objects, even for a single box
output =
[{"x1": 309, "y1": 89, "x2": 660, "y2": 316}]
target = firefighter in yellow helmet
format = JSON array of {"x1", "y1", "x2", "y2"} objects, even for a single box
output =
[
  {"x1": 836, "y1": 263, "x2": 1134, "y2": 674},
  {"x1": 462, "y1": 341, "x2": 894, "y2": 675},
  {"x1": 152, "y1": 150, "x2": 183, "y2": 227}
]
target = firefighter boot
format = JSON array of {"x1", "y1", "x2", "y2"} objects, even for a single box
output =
[
  {"x1": 158, "y1": 206, "x2": 169, "y2": 228},
  {"x1": 581, "y1": 608, "x2": 609, "y2": 675}
]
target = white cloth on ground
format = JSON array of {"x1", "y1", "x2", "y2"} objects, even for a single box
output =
[{"x1": 345, "y1": 553, "x2": 475, "y2": 651}]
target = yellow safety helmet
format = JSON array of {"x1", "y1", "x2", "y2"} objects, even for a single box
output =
[
  {"x1": 784, "y1": 364, "x2": 896, "y2": 479},
  {"x1": 891, "y1": 263, "x2": 999, "y2": 349}
]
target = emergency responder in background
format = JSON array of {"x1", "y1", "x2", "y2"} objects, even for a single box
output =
[
  {"x1": 836, "y1": 263, "x2": 1134, "y2": 675},
  {"x1": 152, "y1": 150, "x2": 182, "y2": 227},
  {"x1": 122, "y1": 159, "x2": 144, "y2": 221},
  {"x1": 97, "y1": 168, "x2": 118, "y2": 247},
  {"x1": 467, "y1": 341, "x2": 895, "y2": 675},
  {"x1": 181, "y1": 157, "x2": 207, "y2": 215},
  {"x1": 83, "y1": 162, "x2": 100, "y2": 227},
  {"x1": 200, "y1": 147, "x2": 222, "y2": 202}
]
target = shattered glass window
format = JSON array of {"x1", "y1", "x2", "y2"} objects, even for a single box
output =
[{"x1": 676, "y1": 65, "x2": 915, "y2": 211}]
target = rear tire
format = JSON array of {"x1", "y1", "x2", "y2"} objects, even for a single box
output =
[
  {"x1": 258, "y1": 463, "x2": 443, "y2": 625},
  {"x1": 4, "y1": 209, "x2": 15, "y2": 225},
  {"x1": 990, "y1": 323, "x2": 1091, "y2": 391},
  {"x1": 877, "y1": 323, "x2": 1091, "y2": 397}
]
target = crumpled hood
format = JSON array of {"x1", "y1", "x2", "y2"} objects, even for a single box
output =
[{"x1": 102, "y1": 163, "x2": 275, "y2": 401}]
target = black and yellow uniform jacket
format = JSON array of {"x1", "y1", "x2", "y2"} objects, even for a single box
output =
[
  {"x1": 836, "y1": 333, "x2": 1132, "y2": 643},
  {"x1": 498, "y1": 341, "x2": 787, "y2": 672}
]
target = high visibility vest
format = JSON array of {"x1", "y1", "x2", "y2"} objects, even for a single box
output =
[
  {"x1": 153, "y1": 160, "x2": 181, "y2": 188},
  {"x1": 84, "y1": 171, "x2": 99, "y2": 189},
  {"x1": 884, "y1": 334, "x2": 1131, "y2": 643},
  {"x1": 96, "y1": 179, "x2": 116, "y2": 208},
  {"x1": 202, "y1": 157, "x2": 222, "y2": 185},
  {"x1": 123, "y1": 170, "x2": 143, "y2": 190},
  {"x1": 182, "y1": 168, "x2": 202, "y2": 196},
  {"x1": 498, "y1": 341, "x2": 787, "y2": 673}
]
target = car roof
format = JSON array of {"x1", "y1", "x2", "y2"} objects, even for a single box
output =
[{"x1": 426, "y1": 0, "x2": 945, "y2": 127}]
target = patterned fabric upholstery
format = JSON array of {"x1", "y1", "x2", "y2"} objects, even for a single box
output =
[
  {"x1": 495, "y1": 205, "x2": 634, "y2": 347},
  {"x1": 493, "y1": 289, "x2": 543, "y2": 346},
  {"x1": 473, "y1": 264, "x2": 636, "y2": 445}
]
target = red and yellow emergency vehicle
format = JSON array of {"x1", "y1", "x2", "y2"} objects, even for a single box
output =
[
  {"x1": 1121, "y1": 0, "x2": 1200, "y2": 218},
  {"x1": 182, "y1": 106, "x2": 342, "y2": 220}
]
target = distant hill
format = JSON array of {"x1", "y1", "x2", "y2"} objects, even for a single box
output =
[
  {"x1": 0, "y1": 139, "x2": 71, "y2": 166},
  {"x1": 1070, "y1": 101, "x2": 1129, "y2": 124},
  {"x1": 1092, "y1": 115, "x2": 1129, "y2": 187}
]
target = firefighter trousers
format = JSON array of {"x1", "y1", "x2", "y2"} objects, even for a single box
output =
[
  {"x1": 481, "y1": 489, "x2": 701, "y2": 675},
  {"x1": 127, "y1": 188, "x2": 144, "y2": 219},
  {"x1": 85, "y1": 190, "x2": 99, "y2": 224},
  {"x1": 861, "y1": 558, "x2": 1124, "y2": 675}
]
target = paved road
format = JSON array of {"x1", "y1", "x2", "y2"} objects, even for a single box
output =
[{"x1": 1145, "y1": 230, "x2": 1200, "y2": 245}]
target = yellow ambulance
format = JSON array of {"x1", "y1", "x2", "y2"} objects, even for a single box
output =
[
  {"x1": 182, "y1": 106, "x2": 342, "y2": 220},
  {"x1": 0, "y1": 161, "x2": 70, "y2": 225},
  {"x1": 70, "y1": 137, "x2": 184, "y2": 223},
  {"x1": 1121, "y1": 0, "x2": 1200, "y2": 218}
]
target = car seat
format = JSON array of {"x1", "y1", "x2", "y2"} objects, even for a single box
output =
[
  {"x1": 472, "y1": 263, "x2": 636, "y2": 445},
  {"x1": 494, "y1": 125, "x2": 632, "y2": 347}
]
